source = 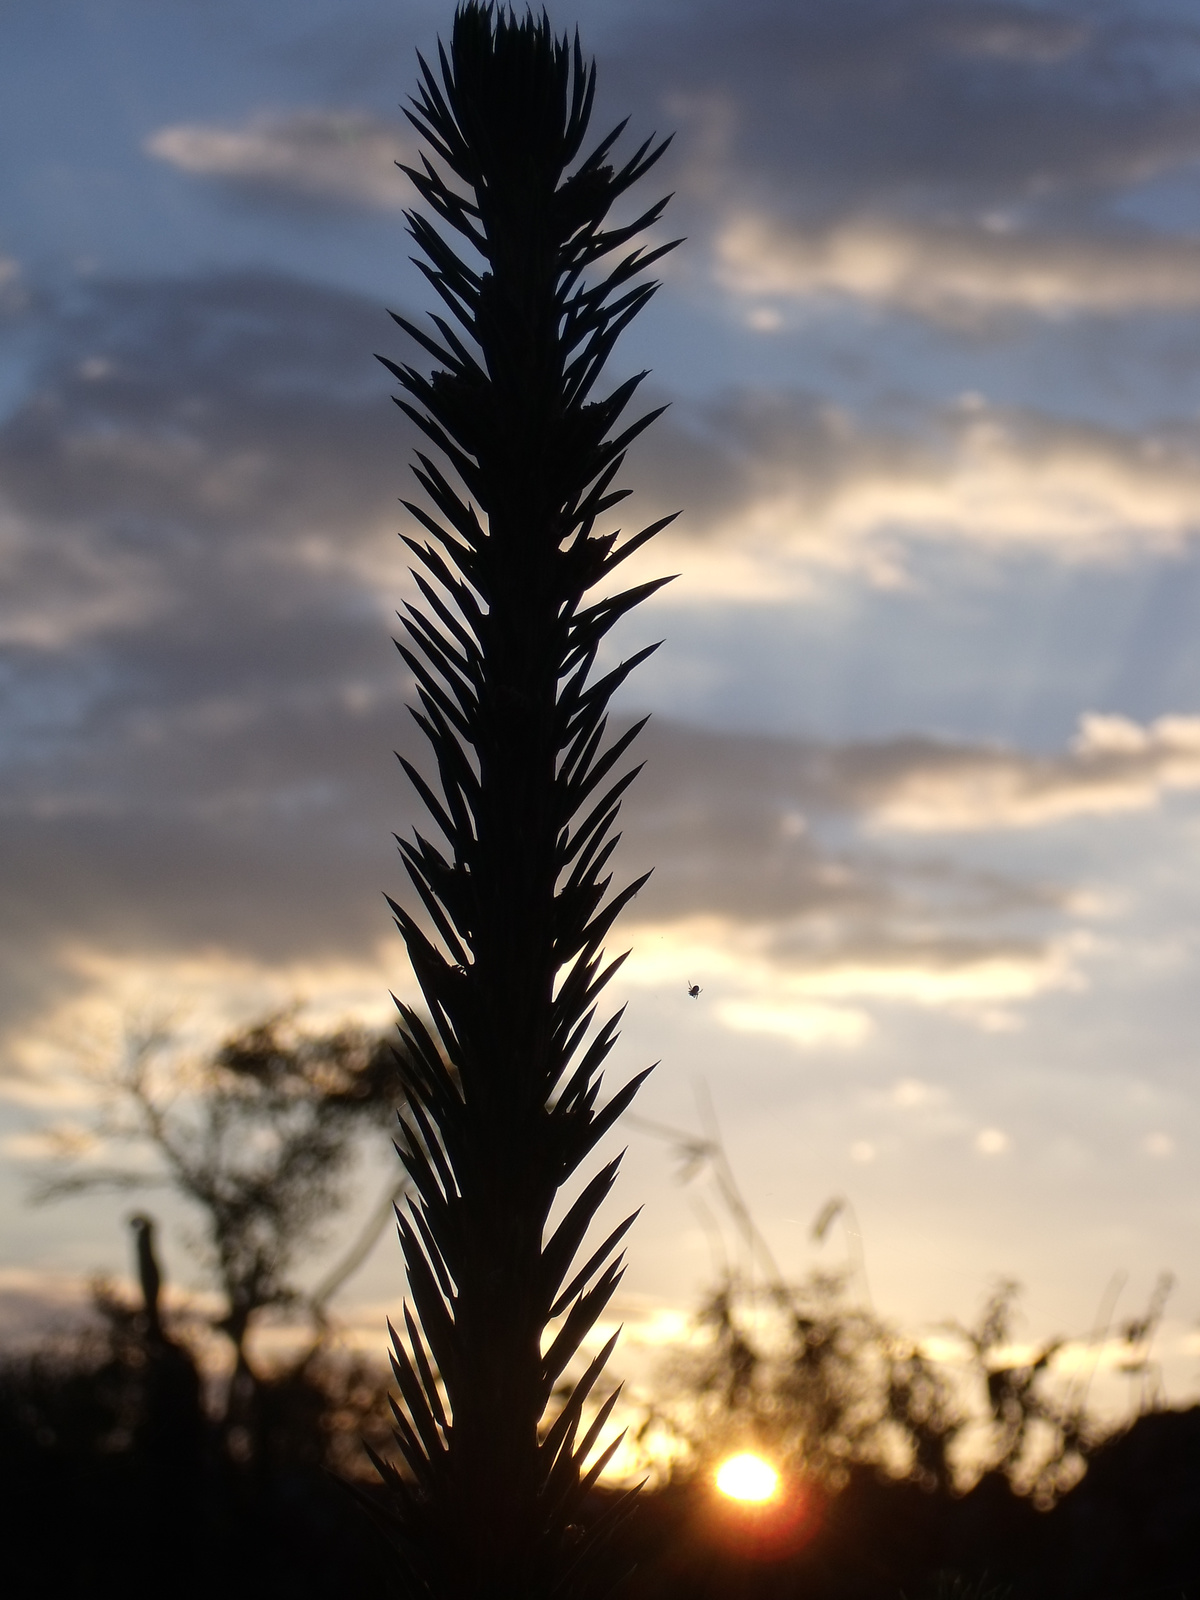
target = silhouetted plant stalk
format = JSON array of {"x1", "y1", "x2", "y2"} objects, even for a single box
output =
[{"x1": 373, "y1": 6, "x2": 678, "y2": 1596}]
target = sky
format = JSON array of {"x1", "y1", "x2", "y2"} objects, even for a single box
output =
[{"x1": 3, "y1": 0, "x2": 1200, "y2": 1436}]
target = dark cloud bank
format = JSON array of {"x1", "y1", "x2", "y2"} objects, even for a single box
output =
[{"x1": 0, "y1": 266, "x2": 1162, "y2": 1073}]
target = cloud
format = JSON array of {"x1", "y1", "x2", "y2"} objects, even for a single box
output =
[
  {"x1": 593, "y1": 707, "x2": 1200, "y2": 1039},
  {"x1": 596, "y1": 708, "x2": 1200, "y2": 1038},
  {"x1": 145, "y1": 110, "x2": 412, "y2": 210},
  {"x1": 619, "y1": 912, "x2": 1080, "y2": 1045},
  {"x1": 715, "y1": 999, "x2": 872, "y2": 1048},
  {"x1": 20, "y1": 273, "x2": 1200, "y2": 671},
  {"x1": 0, "y1": 271, "x2": 430, "y2": 1085},
  {"x1": 833, "y1": 713, "x2": 1200, "y2": 831},
  {"x1": 600, "y1": 0, "x2": 1200, "y2": 341},
  {"x1": 630, "y1": 0, "x2": 1200, "y2": 206},
  {"x1": 611, "y1": 721, "x2": 1086, "y2": 1040},
  {"x1": 0, "y1": 650, "x2": 1084, "y2": 1091},
  {"x1": 0, "y1": 269, "x2": 1171, "y2": 1093},
  {"x1": 0, "y1": 270, "x2": 418, "y2": 651},
  {"x1": 626, "y1": 712, "x2": 1200, "y2": 841},
  {"x1": 716, "y1": 212, "x2": 1200, "y2": 324},
  {"x1": 0, "y1": 942, "x2": 410, "y2": 1111},
  {"x1": 624, "y1": 391, "x2": 1200, "y2": 592}
]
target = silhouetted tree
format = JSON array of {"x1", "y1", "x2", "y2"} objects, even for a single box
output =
[
  {"x1": 32, "y1": 1011, "x2": 406, "y2": 1460},
  {"x1": 373, "y1": 6, "x2": 677, "y2": 1595}
]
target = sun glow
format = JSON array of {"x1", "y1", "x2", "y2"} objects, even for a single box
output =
[{"x1": 714, "y1": 1452, "x2": 780, "y2": 1503}]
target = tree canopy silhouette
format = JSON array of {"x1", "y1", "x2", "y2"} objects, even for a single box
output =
[
  {"x1": 31, "y1": 1010, "x2": 405, "y2": 1437},
  {"x1": 374, "y1": 5, "x2": 678, "y2": 1595}
]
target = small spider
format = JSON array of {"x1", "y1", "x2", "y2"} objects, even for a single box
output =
[{"x1": 687, "y1": 981, "x2": 702, "y2": 999}]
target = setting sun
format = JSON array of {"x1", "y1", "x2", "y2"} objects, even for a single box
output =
[{"x1": 714, "y1": 1452, "x2": 781, "y2": 1503}]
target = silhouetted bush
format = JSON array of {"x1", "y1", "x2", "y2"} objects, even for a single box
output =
[{"x1": 28, "y1": 1010, "x2": 413, "y2": 1465}]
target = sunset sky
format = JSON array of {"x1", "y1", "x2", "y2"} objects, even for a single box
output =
[{"x1": 3, "y1": 0, "x2": 1200, "y2": 1423}]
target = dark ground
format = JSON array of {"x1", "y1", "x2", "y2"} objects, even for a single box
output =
[
  {"x1": 4, "y1": 1377, "x2": 1199, "y2": 1600},
  {"x1": 614, "y1": 1407, "x2": 1200, "y2": 1600}
]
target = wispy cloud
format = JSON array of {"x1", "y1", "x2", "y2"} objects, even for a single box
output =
[
  {"x1": 630, "y1": 392, "x2": 1200, "y2": 593},
  {"x1": 145, "y1": 110, "x2": 412, "y2": 210},
  {"x1": 619, "y1": 911, "x2": 1082, "y2": 1044},
  {"x1": 615, "y1": 721, "x2": 1090, "y2": 1040},
  {"x1": 633, "y1": 713, "x2": 1200, "y2": 838},
  {"x1": 848, "y1": 714, "x2": 1200, "y2": 831},
  {"x1": 717, "y1": 212, "x2": 1200, "y2": 324}
]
